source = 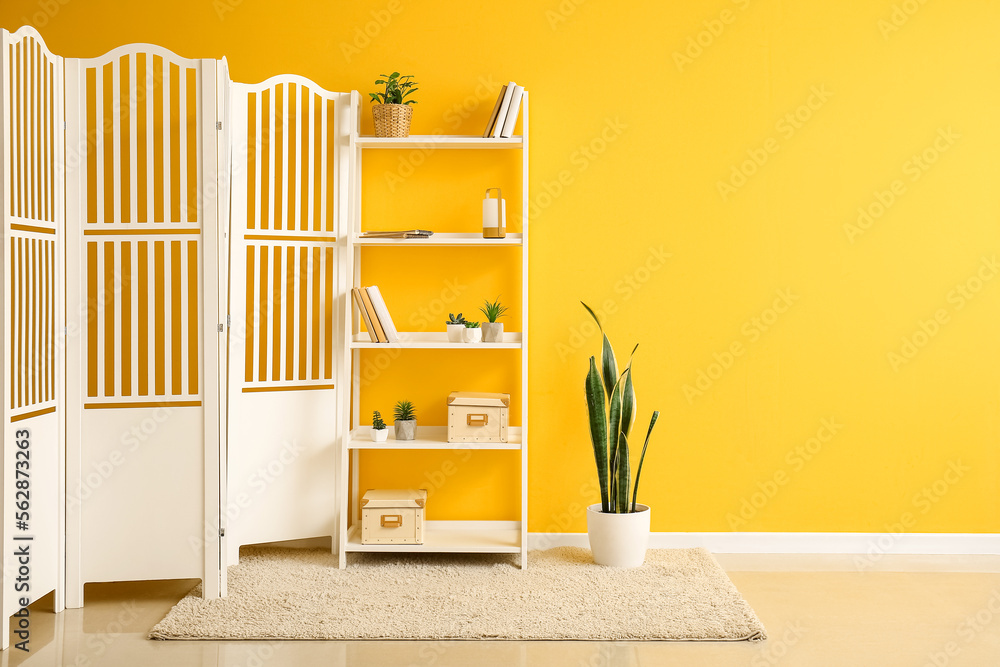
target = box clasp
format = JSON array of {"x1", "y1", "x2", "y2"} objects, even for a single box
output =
[{"x1": 467, "y1": 413, "x2": 489, "y2": 426}]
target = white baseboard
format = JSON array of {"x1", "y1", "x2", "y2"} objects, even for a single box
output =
[
  {"x1": 528, "y1": 531, "x2": 1000, "y2": 555},
  {"x1": 529, "y1": 532, "x2": 1000, "y2": 571}
]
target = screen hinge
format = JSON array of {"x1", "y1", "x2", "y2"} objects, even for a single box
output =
[{"x1": 216, "y1": 121, "x2": 223, "y2": 131}]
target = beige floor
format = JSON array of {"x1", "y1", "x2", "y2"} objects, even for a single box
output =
[{"x1": 5, "y1": 561, "x2": 1000, "y2": 667}]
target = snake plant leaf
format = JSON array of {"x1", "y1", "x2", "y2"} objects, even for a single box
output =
[
  {"x1": 585, "y1": 356, "x2": 610, "y2": 512},
  {"x1": 620, "y1": 366, "x2": 636, "y2": 443},
  {"x1": 631, "y1": 410, "x2": 660, "y2": 512},
  {"x1": 607, "y1": 374, "x2": 623, "y2": 512},
  {"x1": 609, "y1": 446, "x2": 620, "y2": 514},
  {"x1": 616, "y1": 432, "x2": 631, "y2": 513},
  {"x1": 582, "y1": 302, "x2": 618, "y2": 399}
]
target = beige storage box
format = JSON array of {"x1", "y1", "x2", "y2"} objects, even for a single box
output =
[
  {"x1": 361, "y1": 489, "x2": 426, "y2": 545},
  {"x1": 447, "y1": 391, "x2": 510, "y2": 443}
]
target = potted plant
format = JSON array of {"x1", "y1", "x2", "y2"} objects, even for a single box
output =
[
  {"x1": 369, "y1": 72, "x2": 418, "y2": 138},
  {"x1": 446, "y1": 312, "x2": 467, "y2": 343},
  {"x1": 371, "y1": 410, "x2": 389, "y2": 442},
  {"x1": 479, "y1": 297, "x2": 509, "y2": 343},
  {"x1": 582, "y1": 302, "x2": 660, "y2": 567},
  {"x1": 463, "y1": 321, "x2": 482, "y2": 343},
  {"x1": 394, "y1": 400, "x2": 417, "y2": 441}
]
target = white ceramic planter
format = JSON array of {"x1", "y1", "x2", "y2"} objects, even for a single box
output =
[
  {"x1": 446, "y1": 324, "x2": 466, "y2": 343},
  {"x1": 586, "y1": 503, "x2": 651, "y2": 567},
  {"x1": 481, "y1": 322, "x2": 504, "y2": 343},
  {"x1": 395, "y1": 419, "x2": 417, "y2": 441},
  {"x1": 463, "y1": 327, "x2": 482, "y2": 343},
  {"x1": 371, "y1": 428, "x2": 389, "y2": 442}
]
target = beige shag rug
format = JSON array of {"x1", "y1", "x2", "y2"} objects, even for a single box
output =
[{"x1": 150, "y1": 546, "x2": 765, "y2": 641}]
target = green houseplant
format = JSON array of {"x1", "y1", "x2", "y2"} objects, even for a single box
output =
[
  {"x1": 370, "y1": 72, "x2": 418, "y2": 137},
  {"x1": 582, "y1": 302, "x2": 660, "y2": 567},
  {"x1": 446, "y1": 312, "x2": 467, "y2": 343},
  {"x1": 480, "y1": 297, "x2": 509, "y2": 343},
  {"x1": 463, "y1": 321, "x2": 482, "y2": 344},
  {"x1": 393, "y1": 400, "x2": 417, "y2": 441},
  {"x1": 371, "y1": 410, "x2": 388, "y2": 442}
]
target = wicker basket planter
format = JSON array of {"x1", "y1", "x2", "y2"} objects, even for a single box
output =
[{"x1": 372, "y1": 104, "x2": 413, "y2": 138}]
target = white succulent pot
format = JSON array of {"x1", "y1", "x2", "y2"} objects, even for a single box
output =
[
  {"x1": 371, "y1": 427, "x2": 389, "y2": 442},
  {"x1": 586, "y1": 503, "x2": 651, "y2": 567},
  {"x1": 446, "y1": 323, "x2": 466, "y2": 343},
  {"x1": 463, "y1": 327, "x2": 482, "y2": 343},
  {"x1": 394, "y1": 419, "x2": 417, "y2": 441},
  {"x1": 481, "y1": 322, "x2": 504, "y2": 343}
]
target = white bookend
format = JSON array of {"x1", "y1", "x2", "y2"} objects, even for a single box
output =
[
  {"x1": 491, "y1": 81, "x2": 517, "y2": 139},
  {"x1": 366, "y1": 286, "x2": 399, "y2": 343},
  {"x1": 500, "y1": 85, "x2": 524, "y2": 138}
]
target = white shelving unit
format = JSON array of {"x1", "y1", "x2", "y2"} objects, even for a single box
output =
[{"x1": 336, "y1": 92, "x2": 529, "y2": 568}]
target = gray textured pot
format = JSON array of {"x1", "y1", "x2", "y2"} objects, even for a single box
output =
[
  {"x1": 395, "y1": 419, "x2": 417, "y2": 441},
  {"x1": 482, "y1": 322, "x2": 504, "y2": 343}
]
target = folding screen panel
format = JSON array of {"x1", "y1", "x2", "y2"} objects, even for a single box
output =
[
  {"x1": 223, "y1": 75, "x2": 348, "y2": 570},
  {"x1": 0, "y1": 26, "x2": 66, "y2": 650},
  {"x1": 63, "y1": 44, "x2": 225, "y2": 605}
]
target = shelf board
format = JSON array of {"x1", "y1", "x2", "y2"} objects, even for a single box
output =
[
  {"x1": 355, "y1": 135, "x2": 523, "y2": 149},
  {"x1": 345, "y1": 521, "x2": 521, "y2": 553},
  {"x1": 350, "y1": 425, "x2": 521, "y2": 450},
  {"x1": 353, "y1": 232, "x2": 522, "y2": 247},
  {"x1": 351, "y1": 331, "x2": 522, "y2": 349}
]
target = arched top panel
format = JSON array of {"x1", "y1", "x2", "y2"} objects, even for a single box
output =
[
  {"x1": 5, "y1": 25, "x2": 61, "y2": 61},
  {"x1": 2, "y1": 25, "x2": 65, "y2": 228},
  {"x1": 228, "y1": 74, "x2": 344, "y2": 235},
  {"x1": 234, "y1": 73, "x2": 345, "y2": 100},
  {"x1": 70, "y1": 42, "x2": 206, "y2": 69}
]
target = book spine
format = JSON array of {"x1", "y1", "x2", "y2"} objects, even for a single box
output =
[
  {"x1": 352, "y1": 288, "x2": 378, "y2": 342},
  {"x1": 366, "y1": 286, "x2": 399, "y2": 343},
  {"x1": 359, "y1": 288, "x2": 387, "y2": 343}
]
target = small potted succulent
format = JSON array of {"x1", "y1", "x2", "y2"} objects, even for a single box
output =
[
  {"x1": 446, "y1": 312, "x2": 467, "y2": 343},
  {"x1": 480, "y1": 297, "x2": 509, "y2": 343},
  {"x1": 463, "y1": 321, "x2": 482, "y2": 343},
  {"x1": 394, "y1": 400, "x2": 417, "y2": 441},
  {"x1": 369, "y1": 72, "x2": 418, "y2": 138},
  {"x1": 371, "y1": 410, "x2": 389, "y2": 442}
]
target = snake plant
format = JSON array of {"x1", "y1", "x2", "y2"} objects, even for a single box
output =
[{"x1": 583, "y1": 302, "x2": 660, "y2": 513}]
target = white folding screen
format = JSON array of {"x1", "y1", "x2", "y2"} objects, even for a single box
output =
[
  {"x1": 223, "y1": 76, "x2": 347, "y2": 570},
  {"x1": 0, "y1": 26, "x2": 66, "y2": 650},
  {"x1": 62, "y1": 44, "x2": 225, "y2": 605},
  {"x1": 0, "y1": 28, "x2": 349, "y2": 635}
]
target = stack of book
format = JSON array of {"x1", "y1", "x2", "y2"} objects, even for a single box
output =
[
  {"x1": 352, "y1": 286, "x2": 399, "y2": 343},
  {"x1": 483, "y1": 81, "x2": 524, "y2": 139}
]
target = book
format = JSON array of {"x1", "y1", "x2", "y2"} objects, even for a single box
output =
[
  {"x1": 366, "y1": 286, "x2": 399, "y2": 343},
  {"x1": 360, "y1": 230, "x2": 434, "y2": 239},
  {"x1": 499, "y1": 85, "x2": 524, "y2": 138},
  {"x1": 359, "y1": 287, "x2": 387, "y2": 343},
  {"x1": 352, "y1": 288, "x2": 378, "y2": 342},
  {"x1": 490, "y1": 82, "x2": 517, "y2": 139},
  {"x1": 482, "y1": 84, "x2": 508, "y2": 138}
]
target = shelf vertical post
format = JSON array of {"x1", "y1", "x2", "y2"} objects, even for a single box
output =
[{"x1": 520, "y1": 91, "x2": 529, "y2": 569}]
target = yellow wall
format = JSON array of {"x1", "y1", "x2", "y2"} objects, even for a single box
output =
[{"x1": 6, "y1": 0, "x2": 998, "y2": 533}]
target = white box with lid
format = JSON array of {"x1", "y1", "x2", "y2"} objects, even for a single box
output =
[
  {"x1": 360, "y1": 489, "x2": 426, "y2": 545},
  {"x1": 447, "y1": 391, "x2": 510, "y2": 443}
]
